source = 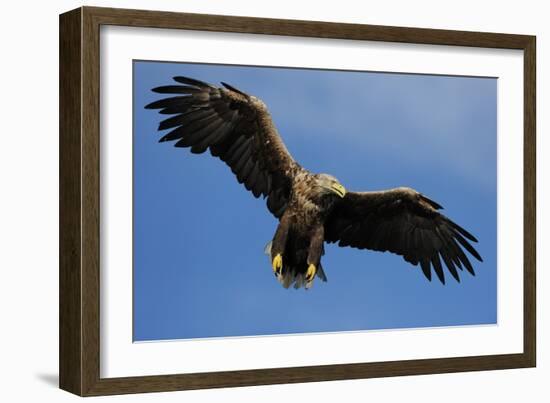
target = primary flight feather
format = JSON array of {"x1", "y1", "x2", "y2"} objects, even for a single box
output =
[{"x1": 145, "y1": 76, "x2": 482, "y2": 289}]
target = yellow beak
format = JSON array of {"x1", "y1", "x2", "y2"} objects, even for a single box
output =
[{"x1": 330, "y1": 183, "x2": 346, "y2": 198}]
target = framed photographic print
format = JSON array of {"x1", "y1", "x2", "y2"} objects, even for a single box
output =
[{"x1": 59, "y1": 6, "x2": 536, "y2": 396}]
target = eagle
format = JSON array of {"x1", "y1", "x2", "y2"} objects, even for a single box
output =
[{"x1": 145, "y1": 76, "x2": 482, "y2": 289}]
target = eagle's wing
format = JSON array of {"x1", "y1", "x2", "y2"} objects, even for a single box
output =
[
  {"x1": 145, "y1": 76, "x2": 300, "y2": 218},
  {"x1": 324, "y1": 187, "x2": 482, "y2": 284}
]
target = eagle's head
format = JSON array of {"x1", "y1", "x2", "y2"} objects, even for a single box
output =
[{"x1": 316, "y1": 174, "x2": 346, "y2": 199}]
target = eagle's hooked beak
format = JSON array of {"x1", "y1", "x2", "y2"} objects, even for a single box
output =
[{"x1": 331, "y1": 183, "x2": 347, "y2": 198}]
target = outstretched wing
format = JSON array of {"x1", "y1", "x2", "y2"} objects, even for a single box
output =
[
  {"x1": 145, "y1": 76, "x2": 301, "y2": 218},
  {"x1": 324, "y1": 187, "x2": 482, "y2": 284}
]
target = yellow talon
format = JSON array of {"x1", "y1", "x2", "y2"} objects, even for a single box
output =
[
  {"x1": 306, "y1": 264, "x2": 316, "y2": 282},
  {"x1": 272, "y1": 254, "x2": 283, "y2": 275}
]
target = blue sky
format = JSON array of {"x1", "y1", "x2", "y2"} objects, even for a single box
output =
[{"x1": 133, "y1": 61, "x2": 497, "y2": 341}]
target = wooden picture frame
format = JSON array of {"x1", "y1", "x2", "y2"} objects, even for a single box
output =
[{"x1": 59, "y1": 6, "x2": 536, "y2": 396}]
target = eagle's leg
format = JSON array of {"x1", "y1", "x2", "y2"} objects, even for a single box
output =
[
  {"x1": 271, "y1": 214, "x2": 291, "y2": 276},
  {"x1": 306, "y1": 225, "x2": 325, "y2": 284}
]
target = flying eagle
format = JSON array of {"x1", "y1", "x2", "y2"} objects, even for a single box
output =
[{"x1": 145, "y1": 76, "x2": 482, "y2": 289}]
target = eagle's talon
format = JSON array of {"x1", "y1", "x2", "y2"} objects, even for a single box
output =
[
  {"x1": 272, "y1": 254, "x2": 283, "y2": 275},
  {"x1": 305, "y1": 263, "x2": 316, "y2": 282}
]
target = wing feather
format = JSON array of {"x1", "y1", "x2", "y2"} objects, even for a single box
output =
[
  {"x1": 145, "y1": 76, "x2": 301, "y2": 217},
  {"x1": 325, "y1": 187, "x2": 482, "y2": 284}
]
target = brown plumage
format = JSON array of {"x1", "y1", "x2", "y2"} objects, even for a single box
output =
[{"x1": 145, "y1": 76, "x2": 482, "y2": 289}]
